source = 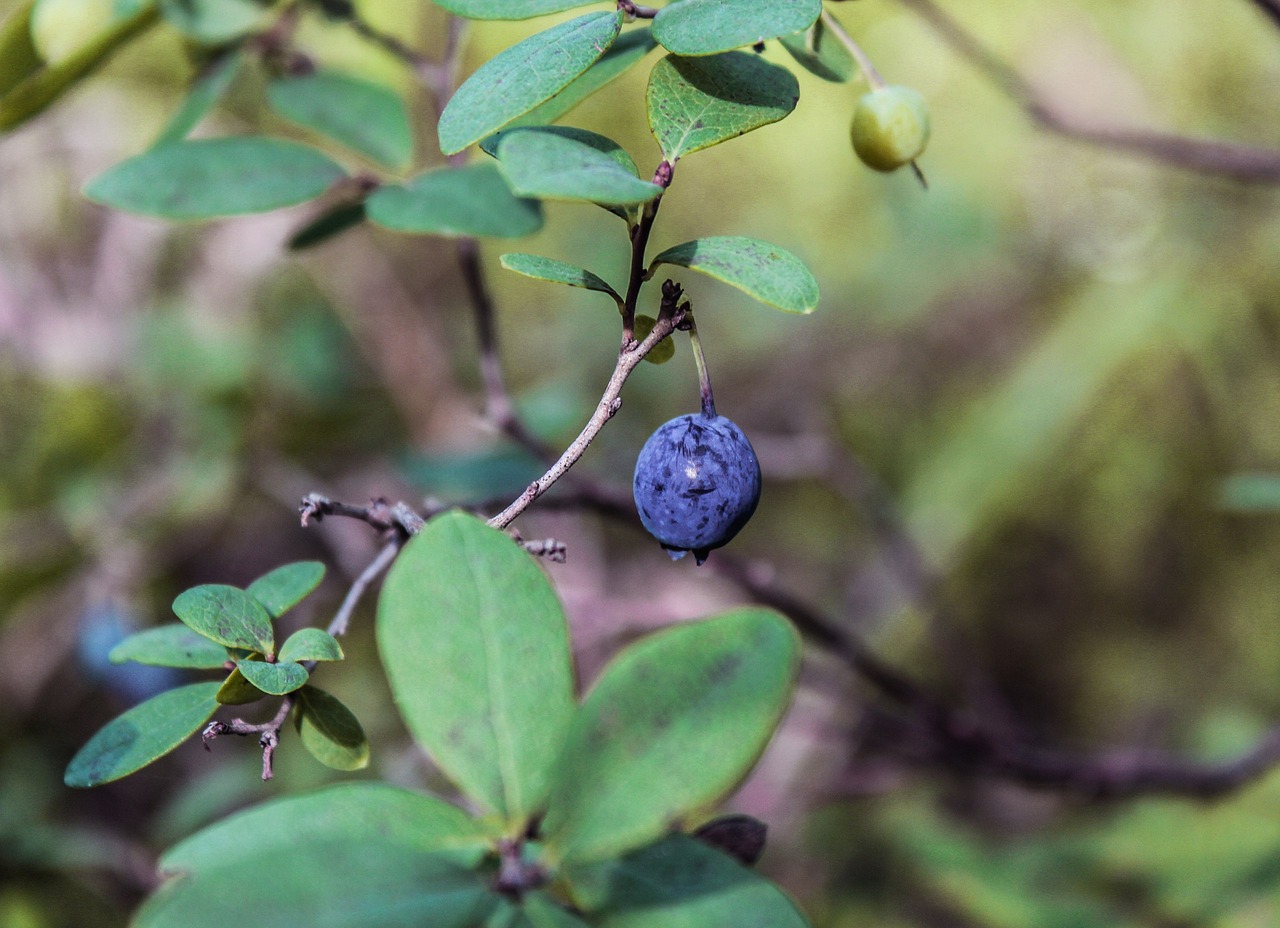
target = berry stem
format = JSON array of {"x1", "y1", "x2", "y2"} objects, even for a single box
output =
[
  {"x1": 686, "y1": 313, "x2": 717, "y2": 419},
  {"x1": 821, "y1": 9, "x2": 886, "y2": 90}
]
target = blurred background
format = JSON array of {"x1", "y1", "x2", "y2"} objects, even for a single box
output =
[{"x1": 5, "y1": 0, "x2": 1280, "y2": 925}]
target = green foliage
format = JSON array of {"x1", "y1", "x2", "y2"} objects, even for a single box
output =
[
  {"x1": 293, "y1": 685, "x2": 369, "y2": 770},
  {"x1": 267, "y1": 69, "x2": 413, "y2": 170},
  {"x1": 500, "y1": 253, "x2": 622, "y2": 302},
  {"x1": 109, "y1": 624, "x2": 230, "y2": 669},
  {"x1": 0, "y1": 1, "x2": 43, "y2": 98},
  {"x1": 245, "y1": 560, "x2": 326, "y2": 619},
  {"x1": 172, "y1": 584, "x2": 274, "y2": 653},
  {"x1": 779, "y1": 18, "x2": 854, "y2": 83},
  {"x1": 432, "y1": 0, "x2": 600, "y2": 20},
  {"x1": 633, "y1": 314, "x2": 675, "y2": 364},
  {"x1": 651, "y1": 0, "x2": 822, "y2": 56},
  {"x1": 649, "y1": 236, "x2": 819, "y2": 314},
  {"x1": 366, "y1": 163, "x2": 543, "y2": 237},
  {"x1": 495, "y1": 128, "x2": 664, "y2": 207},
  {"x1": 157, "y1": 0, "x2": 269, "y2": 44},
  {"x1": 278, "y1": 627, "x2": 343, "y2": 662},
  {"x1": 151, "y1": 50, "x2": 243, "y2": 147},
  {"x1": 234, "y1": 657, "x2": 308, "y2": 695}
]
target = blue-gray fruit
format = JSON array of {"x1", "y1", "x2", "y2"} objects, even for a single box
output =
[{"x1": 633, "y1": 412, "x2": 762, "y2": 564}]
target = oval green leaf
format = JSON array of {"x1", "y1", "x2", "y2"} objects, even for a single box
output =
[
  {"x1": 235, "y1": 659, "x2": 308, "y2": 696},
  {"x1": 157, "y1": 0, "x2": 269, "y2": 44},
  {"x1": 434, "y1": 0, "x2": 602, "y2": 18},
  {"x1": 109, "y1": 624, "x2": 231, "y2": 669},
  {"x1": 779, "y1": 18, "x2": 854, "y2": 83},
  {"x1": 152, "y1": 49, "x2": 242, "y2": 148},
  {"x1": 215, "y1": 666, "x2": 264, "y2": 705},
  {"x1": 137, "y1": 783, "x2": 495, "y2": 928},
  {"x1": 267, "y1": 70, "x2": 413, "y2": 170},
  {"x1": 496, "y1": 129, "x2": 663, "y2": 207},
  {"x1": 367, "y1": 163, "x2": 542, "y2": 238},
  {"x1": 646, "y1": 52, "x2": 799, "y2": 162},
  {"x1": 65, "y1": 682, "x2": 222, "y2": 788},
  {"x1": 524, "y1": 894, "x2": 592, "y2": 928},
  {"x1": 245, "y1": 560, "x2": 326, "y2": 619},
  {"x1": 651, "y1": 0, "x2": 821, "y2": 56},
  {"x1": 172, "y1": 584, "x2": 274, "y2": 653},
  {"x1": 84, "y1": 138, "x2": 346, "y2": 220},
  {"x1": 649, "y1": 236, "x2": 819, "y2": 314},
  {"x1": 437, "y1": 11, "x2": 623, "y2": 155},
  {"x1": 377, "y1": 511, "x2": 575, "y2": 826},
  {"x1": 500, "y1": 253, "x2": 621, "y2": 301},
  {"x1": 542, "y1": 609, "x2": 800, "y2": 864},
  {"x1": 294, "y1": 685, "x2": 369, "y2": 771},
  {"x1": 278, "y1": 627, "x2": 343, "y2": 663}
]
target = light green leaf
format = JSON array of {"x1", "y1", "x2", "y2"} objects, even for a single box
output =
[
  {"x1": 235, "y1": 659, "x2": 308, "y2": 696},
  {"x1": 84, "y1": 138, "x2": 346, "y2": 219},
  {"x1": 245, "y1": 560, "x2": 326, "y2": 619},
  {"x1": 278, "y1": 627, "x2": 343, "y2": 662},
  {"x1": 65, "y1": 682, "x2": 221, "y2": 788},
  {"x1": 137, "y1": 783, "x2": 495, "y2": 928},
  {"x1": 566, "y1": 835, "x2": 811, "y2": 928},
  {"x1": 779, "y1": 17, "x2": 854, "y2": 83},
  {"x1": 651, "y1": 0, "x2": 821, "y2": 56},
  {"x1": 0, "y1": 1, "x2": 42, "y2": 98},
  {"x1": 172, "y1": 584, "x2": 274, "y2": 653},
  {"x1": 367, "y1": 163, "x2": 542, "y2": 238},
  {"x1": 377, "y1": 511, "x2": 575, "y2": 826},
  {"x1": 294, "y1": 685, "x2": 369, "y2": 771},
  {"x1": 646, "y1": 52, "x2": 799, "y2": 161},
  {"x1": 497, "y1": 129, "x2": 663, "y2": 206},
  {"x1": 438, "y1": 11, "x2": 623, "y2": 155},
  {"x1": 433, "y1": 0, "x2": 602, "y2": 19},
  {"x1": 500, "y1": 253, "x2": 621, "y2": 302},
  {"x1": 152, "y1": 49, "x2": 242, "y2": 147},
  {"x1": 481, "y1": 125, "x2": 637, "y2": 172},
  {"x1": 214, "y1": 666, "x2": 263, "y2": 705},
  {"x1": 157, "y1": 0, "x2": 268, "y2": 44},
  {"x1": 267, "y1": 69, "x2": 413, "y2": 169},
  {"x1": 109, "y1": 624, "x2": 230, "y2": 669},
  {"x1": 542, "y1": 609, "x2": 800, "y2": 864},
  {"x1": 524, "y1": 894, "x2": 592, "y2": 928},
  {"x1": 649, "y1": 236, "x2": 818, "y2": 314}
]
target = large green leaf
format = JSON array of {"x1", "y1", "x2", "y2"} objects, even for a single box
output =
[
  {"x1": 267, "y1": 70, "x2": 413, "y2": 169},
  {"x1": 651, "y1": 0, "x2": 821, "y2": 56},
  {"x1": 109, "y1": 624, "x2": 230, "y2": 669},
  {"x1": 646, "y1": 52, "x2": 799, "y2": 161},
  {"x1": 136, "y1": 784, "x2": 495, "y2": 928},
  {"x1": 377, "y1": 511, "x2": 575, "y2": 826},
  {"x1": 779, "y1": 18, "x2": 854, "y2": 83},
  {"x1": 278, "y1": 627, "x2": 343, "y2": 663},
  {"x1": 542, "y1": 609, "x2": 800, "y2": 864},
  {"x1": 64, "y1": 682, "x2": 221, "y2": 788},
  {"x1": 157, "y1": 0, "x2": 269, "y2": 44},
  {"x1": 0, "y1": 1, "x2": 42, "y2": 98},
  {"x1": 235, "y1": 659, "x2": 308, "y2": 696},
  {"x1": 172, "y1": 584, "x2": 274, "y2": 653},
  {"x1": 151, "y1": 49, "x2": 242, "y2": 148},
  {"x1": 437, "y1": 11, "x2": 623, "y2": 155},
  {"x1": 294, "y1": 685, "x2": 369, "y2": 770},
  {"x1": 367, "y1": 163, "x2": 542, "y2": 238},
  {"x1": 500, "y1": 253, "x2": 621, "y2": 301},
  {"x1": 433, "y1": 0, "x2": 602, "y2": 18},
  {"x1": 84, "y1": 138, "x2": 346, "y2": 219},
  {"x1": 496, "y1": 129, "x2": 663, "y2": 206},
  {"x1": 649, "y1": 236, "x2": 818, "y2": 314},
  {"x1": 566, "y1": 835, "x2": 811, "y2": 928},
  {"x1": 245, "y1": 560, "x2": 326, "y2": 619}
]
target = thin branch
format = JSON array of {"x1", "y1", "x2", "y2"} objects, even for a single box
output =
[
  {"x1": 202, "y1": 696, "x2": 294, "y2": 781},
  {"x1": 820, "y1": 9, "x2": 885, "y2": 88},
  {"x1": 327, "y1": 539, "x2": 401, "y2": 637},
  {"x1": 620, "y1": 163, "x2": 673, "y2": 341},
  {"x1": 299, "y1": 493, "x2": 431, "y2": 537}
]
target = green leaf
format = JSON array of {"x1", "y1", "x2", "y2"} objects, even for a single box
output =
[
  {"x1": 235, "y1": 659, "x2": 308, "y2": 696},
  {"x1": 377, "y1": 511, "x2": 575, "y2": 825},
  {"x1": 288, "y1": 200, "x2": 366, "y2": 250},
  {"x1": 480, "y1": 125, "x2": 637, "y2": 171},
  {"x1": 278, "y1": 627, "x2": 343, "y2": 662},
  {"x1": 158, "y1": 0, "x2": 269, "y2": 44},
  {"x1": 634, "y1": 314, "x2": 674, "y2": 364},
  {"x1": 524, "y1": 894, "x2": 592, "y2": 928},
  {"x1": 566, "y1": 835, "x2": 811, "y2": 928},
  {"x1": 136, "y1": 784, "x2": 496, "y2": 928},
  {"x1": 367, "y1": 163, "x2": 542, "y2": 238},
  {"x1": 172, "y1": 584, "x2": 274, "y2": 653},
  {"x1": 438, "y1": 11, "x2": 623, "y2": 155},
  {"x1": 65, "y1": 682, "x2": 221, "y2": 788},
  {"x1": 0, "y1": 1, "x2": 42, "y2": 98},
  {"x1": 152, "y1": 49, "x2": 242, "y2": 148},
  {"x1": 500, "y1": 253, "x2": 621, "y2": 302},
  {"x1": 542, "y1": 608, "x2": 800, "y2": 864},
  {"x1": 215, "y1": 666, "x2": 264, "y2": 705},
  {"x1": 779, "y1": 18, "x2": 854, "y2": 83},
  {"x1": 109, "y1": 624, "x2": 230, "y2": 669},
  {"x1": 651, "y1": 0, "x2": 821, "y2": 56},
  {"x1": 496, "y1": 129, "x2": 662, "y2": 207},
  {"x1": 267, "y1": 69, "x2": 413, "y2": 169},
  {"x1": 432, "y1": 0, "x2": 602, "y2": 19},
  {"x1": 245, "y1": 560, "x2": 326, "y2": 619},
  {"x1": 649, "y1": 236, "x2": 818, "y2": 314},
  {"x1": 294, "y1": 685, "x2": 369, "y2": 771},
  {"x1": 84, "y1": 138, "x2": 347, "y2": 220},
  {"x1": 646, "y1": 52, "x2": 799, "y2": 162}
]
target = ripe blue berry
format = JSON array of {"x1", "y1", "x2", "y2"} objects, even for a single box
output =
[{"x1": 633, "y1": 412, "x2": 762, "y2": 564}]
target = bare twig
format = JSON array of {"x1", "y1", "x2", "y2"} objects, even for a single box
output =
[
  {"x1": 202, "y1": 696, "x2": 294, "y2": 781},
  {"x1": 299, "y1": 493, "x2": 431, "y2": 537},
  {"x1": 821, "y1": 9, "x2": 885, "y2": 88},
  {"x1": 327, "y1": 540, "x2": 401, "y2": 637}
]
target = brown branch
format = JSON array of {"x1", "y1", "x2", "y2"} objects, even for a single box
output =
[
  {"x1": 202, "y1": 696, "x2": 294, "y2": 781},
  {"x1": 326, "y1": 540, "x2": 401, "y2": 637}
]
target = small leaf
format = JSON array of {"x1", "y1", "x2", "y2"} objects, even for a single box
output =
[
  {"x1": 541, "y1": 609, "x2": 800, "y2": 864},
  {"x1": 524, "y1": 894, "x2": 592, "y2": 928},
  {"x1": 137, "y1": 783, "x2": 496, "y2": 928},
  {"x1": 0, "y1": 1, "x2": 42, "y2": 98},
  {"x1": 288, "y1": 200, "x2": 366, "y2": 250},
  {"x1": 172, "y1": 584, "x2": 274, "y2": 653},
  {"x1": 651, "y1": 0, "x2": 822, "y2": 56},
  {"x1": 85, "y1": 138, "x2": 346, "y2": 220},
  {"x1": 294, "y1": 685, "x2": 369, "y2": 771},
  {"x1": 481, "y1": 125, "x2": 638, "y2": 172},
  {"x1": 367, "y1": 163, "x2": 542, "y2": 238},
  {"x1": 65, "y1": 682, "x2": 221, "y2": 788},
  {"x1": 646, "y1": 52, "x2": 799, "y2": 162},
  {"x1": 267, "y1": 69, "x2": 413, "y2": 169},
  {"x1": 278, "y1": 627, "x2": 343, "y2": 663},
  {"x1": 649, "y1": 236, "x2": 819, "y2": 314},
  {"x1": 433, "y1": 0, "x2": 602, "y2": 19},
  {"x1": 235, "y1": 659, "x2": 308, "y2": 696},
  {"x1": 565, "y1": 835, "x2": 811, "y2": 928},
  {"x1": 438, "y1": 11, "x2": 623, "y2": 155},
  {"x1": 634, "y1": 314, "x2": 674, "y2": 364},
  {"x1": 158, "y1": 0, "x2": 269, "y2": 44},
  {"x1": 215, "y1": 666, "x2": 264, "y2": 705},
  {"x1": 779, "y1": 18, "x2": 854, "y2": 83},
  {"x1": 152, "y1": 49, "x2": 242, "y2": 148},
  {"x1": 500, "y1": 253, "x2": 621, "y2": 302},
  {"x1": 496, "y1": 129, "x2": 663, "y2": 207},
  {"x1": 245, "y1": 560, "x2": 326, "y2": 619},
  {"x1": 377, "y1": 511, "x2": 575, "y2": 826},
  {"x1": 109, "y1": 624, "x2": 230, "y2": 669}
]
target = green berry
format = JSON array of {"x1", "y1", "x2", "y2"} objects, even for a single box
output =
[{"x1": 849, "y1": 85, "x2": 930, "y2": 173}]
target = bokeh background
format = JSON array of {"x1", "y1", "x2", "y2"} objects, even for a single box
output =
[{"x1": 5, "y1": 0, "x2": 1280, "y2": 925}]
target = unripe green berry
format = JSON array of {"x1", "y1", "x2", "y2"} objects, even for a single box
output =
[{"x1": 849, "y1": 85, "x2": 930, "y2": 172}]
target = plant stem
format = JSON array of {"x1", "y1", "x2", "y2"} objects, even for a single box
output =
[
  {"x1": 686, "y1": 314, "x2": 717, "y2": 418},
  {"x1": 821, "y1": 8, "x2": 886, "y2": 89}
]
